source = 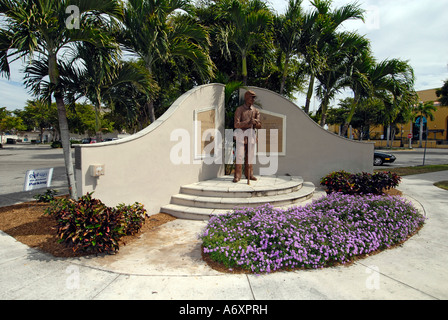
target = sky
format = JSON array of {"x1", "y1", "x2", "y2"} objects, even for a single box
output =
[{"x1": 1, "y1": 0, "x2": 447, "y2": 111}]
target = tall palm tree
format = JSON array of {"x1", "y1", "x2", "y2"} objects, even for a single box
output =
[
  {"x1": 315, "y1": 31, "x2": 370, "y2": 127},
  {"x1": 338, "y1": 57, "x2": 416, "y2": 140},
  {"x1": 61, "y1": 42, "x2": 158, "y2": 139},
  {"x1": 0, "y1": 0, "x2": 123, "y2": 199},
  {"x1": 217, "y1": 0, "x2": 273, "y2": 86},
  {"x1": 273, "y1": 0, "x2": 303, "y2": 95},
  {"x1": 368, "y1": 58, "x2": 416, "y2": 146},
  {"x1": 120, "y1": 0, "x2": 214, "y2": 123},
  {"x1": 300, "y1": 0, "x2": 364, "y2": 114}
]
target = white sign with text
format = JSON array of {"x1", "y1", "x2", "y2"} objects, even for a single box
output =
[{"x1": 24, "y1": 168, "x2": 54, "y2": 191}]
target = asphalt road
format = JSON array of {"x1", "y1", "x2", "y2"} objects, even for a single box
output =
[
  {"x1": 1, "y1": 144, "x2": 448, "y2": 196},
  {"x1": 0, "y1": 144, "x2": 69, "y2": 196},
  {"x1": 375, "y1": 148, "x2": 448, "y2": 170}
]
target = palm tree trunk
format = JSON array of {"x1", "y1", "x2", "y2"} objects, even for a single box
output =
[
  {"x1": 242, "y1": 53, "x2": 248, "y2": 86},
  {"x1": 319, "y1": 95, "x2": 330, "y2": 127},
  {"x1": 145, "y1": 100, "x2": 155, "y2": 124},
  {"x1": 55, "y1": 90, "x2": 78, "y2": 199},
  {"x1": 386, "y1": 124, "x2": 391, "y2": 148},
  {"x1": 419, "y1": 116, "x2": 423, "y2": 148},
  {"x1": 49, "y1": 53, "x2": 77, "y2": 199},
  {"x1": 304, "y1": 74, "x2": 315, "y2": 114},
  {"x1": 280, "y1": 54, "x2": 290, "y2": 95},
  {"x1": 341, "y1": 95, "x2": 360, "y2": 137},
  {"x1": 94, "y1": 92, "x2": 102, "y2": 142}
]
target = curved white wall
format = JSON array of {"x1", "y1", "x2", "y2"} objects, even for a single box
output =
[
  {"x1": 244, "y1": 87, "x2": 374, "y2": 185},
  {"x1": 75, "y1": 84, "x2": 225, "y2": 215}
]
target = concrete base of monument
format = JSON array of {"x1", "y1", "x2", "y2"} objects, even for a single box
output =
[{"x1": 160, "y1": 175, "x2": 326, "y2": 220}]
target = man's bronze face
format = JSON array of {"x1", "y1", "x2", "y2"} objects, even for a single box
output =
[{"x1": 245, "y1": 94, "x2": 255, "y2": 106}]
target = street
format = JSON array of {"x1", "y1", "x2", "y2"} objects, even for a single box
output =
[
  {"x1": 376, "y1": 148, "x2": 448, "y2": 169},
  {"x1": 0, "y1": 144, "x2": 69, "y2": 198}
]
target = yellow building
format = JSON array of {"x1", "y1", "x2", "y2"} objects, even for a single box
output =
[
  {"x1": 414, "y1": 89, "x2": 448, "y2": 141},
  {"x1": 329, "y1": 88, "x2": 448, "y2": 148}
]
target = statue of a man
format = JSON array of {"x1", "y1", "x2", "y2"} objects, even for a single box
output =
[{"x1": 233, "y1": 90, "x2": 262, "y2": 183}]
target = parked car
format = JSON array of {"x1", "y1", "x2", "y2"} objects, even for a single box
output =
[
  {"x1": 374, "y1": 151, "x2": 396, "y2": 166},
  {"x1": 81, "y1": 138, "x2": 97, "y2": 144}
]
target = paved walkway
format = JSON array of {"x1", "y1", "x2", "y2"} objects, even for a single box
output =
[{"x1": 1, "y1": 171, "x2": 448, "y2": 300}]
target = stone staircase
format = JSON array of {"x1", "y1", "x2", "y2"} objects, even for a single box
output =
[{"x1": 161, "y1": 175, "x2": 323, "y2": 220}]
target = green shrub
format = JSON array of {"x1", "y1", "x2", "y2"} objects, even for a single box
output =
[
  {"x1": 116, "y1": 202, "x2": 147, "y2": 236},
  {"x1": 45, "y1": 193, "x2": 147, "y2": 254},
  {"x1": 33, "y1": 189, "x2": 58, "y2": 203},
  {"x1": 321, "y1": 171, "x2": 401, "y2": 195},
  {"x1": 319, "y1": 170, "x2": 355, "y2": 194},
  {"x1": 51, "y1": 141, "x2": 62, "y2": 148}
]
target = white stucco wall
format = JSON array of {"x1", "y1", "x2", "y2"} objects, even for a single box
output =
[{"x1": 75, "y1": 84, "x2": 226, "y2": 215}]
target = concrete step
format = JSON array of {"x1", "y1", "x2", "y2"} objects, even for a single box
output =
[
  {"x1": 160, "y1": 185, "x2": 325, "y2": 221},
  {"x1": 180, "y1": 175, "x2": 304, "y2": 198},
  {"x1": 171, "y1": 182, "x2": 315, "y2": 210},
  {"x1": 160, "y1": 175, "x2": 321, "y2": 220}
]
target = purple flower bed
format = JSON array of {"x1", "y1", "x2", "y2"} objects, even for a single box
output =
[{"x1": 200, "y1": 193, "x2": 426, "y2": 274}]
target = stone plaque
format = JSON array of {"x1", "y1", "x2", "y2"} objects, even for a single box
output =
[
  {"x1": 195, "y1": 107, "x2": 216, "y2": 158},
  {"x1": 258, "y1": 110, "x2": 286, "y2": 155}
]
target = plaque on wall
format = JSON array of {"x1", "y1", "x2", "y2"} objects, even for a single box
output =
[
  {"x1": 194, "y1": 107, "x2": 216, "y2": 158},
  {"x1": 258, "y1": 109, "x2": 286, "y2": 155}
]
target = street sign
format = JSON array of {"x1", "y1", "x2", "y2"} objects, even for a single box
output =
[
  {"x1": 408, "y1": 133, "x2": 412, "y2": 139},
  {"x1": 415, "y1": 116, "x2": 427, "y2": 127}
]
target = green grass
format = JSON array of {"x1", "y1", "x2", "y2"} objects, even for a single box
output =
[
  {"x1": 434, "y1": 181, "x2": 448, "y2": 191},
  {"x1": 374, "y1": 164, "x2": 448, "y2": 176}
]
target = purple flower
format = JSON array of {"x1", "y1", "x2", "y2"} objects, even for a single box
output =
[{"x1": 200, "y1": 194, "x2": 426, "y2": 274}]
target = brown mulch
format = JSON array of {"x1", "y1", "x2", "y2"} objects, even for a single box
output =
[{"x1": 0, "y1": 198, "x2": 176, "y2": 258}]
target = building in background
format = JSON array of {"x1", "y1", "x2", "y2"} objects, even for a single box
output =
[{"x1": 328, "y1": 88, "x2": 448, "y2": 149}]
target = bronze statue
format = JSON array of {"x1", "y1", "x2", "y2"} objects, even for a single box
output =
[{"x1": 233, "y1": 90, "x2": 261, "y2": 183}]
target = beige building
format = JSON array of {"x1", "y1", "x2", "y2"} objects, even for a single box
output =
[{"x1": 413, "y1": 89, "x2": 448, "y2": 142}]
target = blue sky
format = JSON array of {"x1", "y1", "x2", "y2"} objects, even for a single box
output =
[{"x1": 1, "y1": 0, "x2": 447, "y2": 111}]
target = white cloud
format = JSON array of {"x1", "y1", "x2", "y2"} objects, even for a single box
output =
[{"x1": 333, "y1": 0, "x2": 448, "y2": 91}]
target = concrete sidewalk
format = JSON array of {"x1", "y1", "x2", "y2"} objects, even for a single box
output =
[{"x1": 1, "y1": 171, "x2": 448, "y2": 300}]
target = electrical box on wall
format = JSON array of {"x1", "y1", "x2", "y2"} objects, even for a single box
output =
[{"x1": 89, "y1": 164, "x2": 105, "y2": 177}]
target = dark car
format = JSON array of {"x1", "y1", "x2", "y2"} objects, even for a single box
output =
[{"x1": 374, "y1": 151, "x2": 396, "y2": 166}]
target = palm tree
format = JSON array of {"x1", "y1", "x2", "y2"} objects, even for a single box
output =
[
  {"x1": 217, "y1": 0, "x2": 273, "y2": 86},
  {"x1": 339, "y1": 57, "x2": 416, "y2": 142},
  {"x1": 60, "y1": 42, "x2": 158, "y2": 139},
  {"x1": 273, "y1": 0, "x2": 304, "y2": 95},
  {"x1": 338, "y1": 37, "x2": 375, "y2": 135},
  {"x1": 414, "y1": 101, "x2": 437, "y2": 147},
  {"x1": 368, "y1": 59, "x2": 416, "y2": 146},
  {"x1": 315, "y1": 31, "x2": 370, "y2": 127},
  {"x1": 120, "y1": 0, "x2": 214, "y2": 123},
  {"x1": 0, "y1": 0, "x2": 123, "y2": 199},
  {"x1": 300, "y1": 0, "x2": 365, "y2": 114}
]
